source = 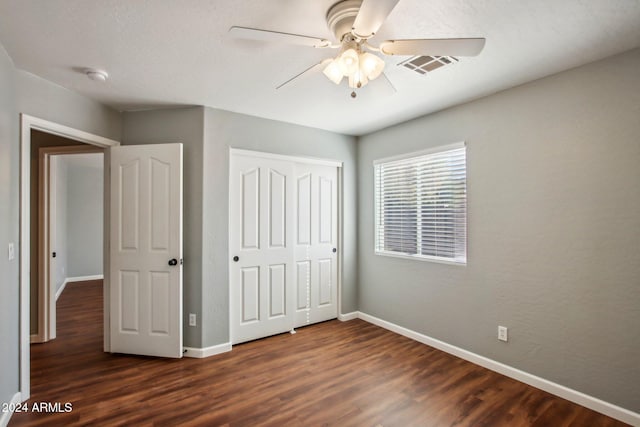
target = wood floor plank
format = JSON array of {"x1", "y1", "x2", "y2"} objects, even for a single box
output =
[{"x1": 9, "y1": 280, "x2": 629, "y2": 426}]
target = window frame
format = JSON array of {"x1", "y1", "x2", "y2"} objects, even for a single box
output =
[{"x1": 373, "y1": 142, "x2": 467, "y2": 266}]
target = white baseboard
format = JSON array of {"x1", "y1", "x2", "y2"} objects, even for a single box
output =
[
  {"x1": 66, "y1": 274, "x2": 104, "y2": 283},
  {"x1": 0, "y1": 392, "x2": 21, "y2": 427},
  {"x1": 183, "y1": 342, "x2": 232, "y2": 359},
  {"x1": 338, "y1": 311, "x2": 359, "y2": 321},
  {"x1": 357, "y1": 312, "x2": 640, "y2": 426},
  {"x1": 55, "y1": 275, "x2": 103, "y2": 300},
  {"x1": 55, "y1": 280, "x2": 67, "y2": 301}
]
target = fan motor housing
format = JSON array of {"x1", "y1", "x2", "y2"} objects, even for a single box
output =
[{"x1": 327, "y1": 0, "x2": 362, "y2": 41}]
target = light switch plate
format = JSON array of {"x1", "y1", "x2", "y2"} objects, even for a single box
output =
[{"x1": 498, "y1": 326, "x2": 508, "y2": 342}]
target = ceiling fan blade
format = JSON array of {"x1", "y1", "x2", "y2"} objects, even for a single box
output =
[
  {"x1": 380, "y1": 72, "x2": 397, "y2": 94},
  {"x1": 380, "y1": 38, "x2": 486, "y2": 56},
  {"x1": 352, "y1": 0, "x2": 401, "y2": 39},
  {"x1": 229, "y1": 26, "x2": 331, "y2": 48},
  {"x1": 276, "y1": 60, "x2": 330, "y2": 90}
]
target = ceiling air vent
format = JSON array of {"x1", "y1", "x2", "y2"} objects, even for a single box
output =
[{"x1": 399, "y1": 56, "x2": 459, "y2": 75}]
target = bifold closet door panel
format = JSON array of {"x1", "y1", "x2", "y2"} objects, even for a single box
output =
[
  {"x1": 230, "y1": 154, "x2": 295, "y2": 344},
  {"x1": 294, "y1": 163, "x2": 338, "y2": 328}
]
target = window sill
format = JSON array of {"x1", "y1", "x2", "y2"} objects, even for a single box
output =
[{"x1": 374, "y1": 250, "x2": 466, "y2": 266}]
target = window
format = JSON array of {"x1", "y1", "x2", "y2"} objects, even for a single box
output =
[{"x1": 374, "y1": 143, "x2": 467, "y2": 264}]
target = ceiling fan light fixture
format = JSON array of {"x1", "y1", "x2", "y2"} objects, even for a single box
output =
[
  {"x1": 360, "y1": 52, "x2": 385, "y2": 80},
  {"x1": 323, "y1": 59, "x2": 344, "y2": 85},
  {"x1": 348, "y1": 68, "x2": 368, "y2": 89},
  {"x1": 323, "y1": 47, "x2": 386, "y2": 89},
  {"x1": 338, "y1": 48, "x2": 359, "y2": 76}
]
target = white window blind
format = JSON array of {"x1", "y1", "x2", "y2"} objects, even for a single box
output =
[{"x1": 374, "y1": 143, "x2": 467, "y2": 264}]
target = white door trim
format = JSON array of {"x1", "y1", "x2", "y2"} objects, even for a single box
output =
[
  {"x1": 19, "y1": 114, "x2": 119, "y2": 401},
  {"x1": 337, "y1": 166, "x2": 344, "y2": 320},
  {"x1": 229, "y1": 148, "x2": 344, "y2": 168},
  {"x1": 34, "y1": 146, "x2": 104, "y2": 344}
]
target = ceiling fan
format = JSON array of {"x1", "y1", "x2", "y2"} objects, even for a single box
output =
[{"x1": 230, "y1": 0, "x2": 485, "y2": 97}]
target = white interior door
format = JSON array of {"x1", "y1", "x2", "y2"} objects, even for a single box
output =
[
  {"x1": 230, "y1": 154, "x2": 295, "y2": 344},
  {"x1": 294, "y1": 163, "x2": 338, "y2": 327},
  {"x1": 109, "y1": 143, "x2": 183, "y2": 358}
]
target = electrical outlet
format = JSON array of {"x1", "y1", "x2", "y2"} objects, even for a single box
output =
[
  {"x1": 498, "y1": 326, "x2": 508, "y2": 342},
  {"x1": 8, "y1": 242, "x2": 14, "y2": 260},
  {"x1": 189, "y1": 313, "x2": 197, "y2": 327}
]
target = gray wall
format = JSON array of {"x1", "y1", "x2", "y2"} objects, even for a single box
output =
[
  {"x1": 357, "y1": 48, "x2": 640, "y2": 412},
  {"x1": 122, "y1": 107, "x2": 358, "y2": 349},
  {"x1": 53, "y1": 156, "x2": 68, "y2": 293},
  {"x1": 16, "y1": 71, "x2": 121, "y2": 141},
  {"x1": 66, "y1": 153, "x2": 103, "y2": 278},
  {"x1": 0, "y1": 41, "x2": 121, "y2": 406},
  {"x1": 202, "y1": 108, "x2": 358, "y2": 347},
  {"x1": 122, "y1": 107, "x2": 205, "y2": 348},
  {"x1": 0, "y1": 42, "x2": 19, "y2": 410}
]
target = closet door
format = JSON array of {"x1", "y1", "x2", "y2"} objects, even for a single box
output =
[
  {"x1": 230, "y1": 154, "x2": 295, "y2": 344},
  {"x1": 294, "y1": 163, "x2": 338, "y2": 327}
]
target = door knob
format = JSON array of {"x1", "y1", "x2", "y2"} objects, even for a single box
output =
[
  {"x1": 332, "y1": 248, "x2": 337, "y2": 253},
  {"x1": 168, "y1": 258, "x2": 178, "y2": 266},
  {"x1": 233, "y1": 256, "x2": 239, "y2": 262}
]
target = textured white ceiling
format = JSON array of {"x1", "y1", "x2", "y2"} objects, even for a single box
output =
[{"x1": 0, "y1": 0, "x2": 639, "y2": 135}]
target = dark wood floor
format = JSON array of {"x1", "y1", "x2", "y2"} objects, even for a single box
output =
[{"x1": 11, "y1": 280, "x2": 627, "y2": 427}]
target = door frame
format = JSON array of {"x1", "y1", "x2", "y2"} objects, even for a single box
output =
[
  {"x1": 33, "y1": 145, "x2": 104, "y2": 344},
  {"x1": 19, "y1": 114, "x2": 119, "y2": 401},
  {"x1": 228, "y1": 148, "x2": 344, "y2": 344}
]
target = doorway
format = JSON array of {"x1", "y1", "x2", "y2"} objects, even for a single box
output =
[
  {"x1": 48, "y1": 151, "x2": 104, "y2": 304},
  {"x1": 45, "y1": 149, "x2": 104, "y2": 342},
  {"x1": 32, "y1": 140, "x2": 104, "y2": 344},
  {"x1": 19, "y1": 114, "x2": 119, "y2": 401}
]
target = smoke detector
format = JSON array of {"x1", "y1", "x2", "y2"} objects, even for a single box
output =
[{"x1": 85, "y1": 68, "x2": 108, "y2": 82}]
